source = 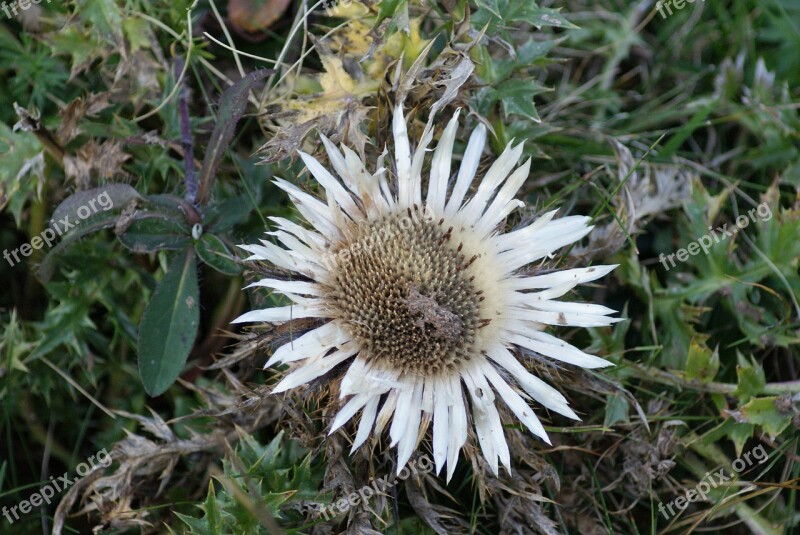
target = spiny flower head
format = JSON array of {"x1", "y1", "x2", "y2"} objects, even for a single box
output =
[{"x1": 235, "y1": 106, "x2": 621, "y2": 480}]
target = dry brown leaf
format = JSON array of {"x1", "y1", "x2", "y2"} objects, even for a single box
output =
[
  {"x1": 57, "y1": 93, "x2": 114, "y2": 144},
  {"x1": 571, "y1": 139, "x2": 694, "y2": 263},
  {"x1": 229, "y1": 0, "x2": 292, "y2": 36},
  {"x1": 53, "y1": 369, "x2": 285, "y2": 534},
  {"x1": 64, "y1": 139, "x2": 131, "y2": 187},
  {"x1": 346, "y1": 513, "x2": 384, "y2": 535},
  {"x1": 259, "y1": 48, "x2": 378, "y2": 162},
  {"x1": 405, "y1": 475, "x2": 471, "y2": 535},
  {"x1": 12, "y1": 101, "x2": 41, "y2": 133},
  {"x1": 63, "y1": 154, "x2": 93, "y2": 188}
]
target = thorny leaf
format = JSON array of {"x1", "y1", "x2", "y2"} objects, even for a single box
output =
[
  {"x1": 46, "y1": 0, "x2": 156, "y2": 85},
  {"x1": 53, "y1": 371, "x2": 284, "y2": 534},
  {"x1": 63, "y1": 139, "x2": 132, "y2": 188},
  {"x1": 481, "y1": 441, "x2": 558, "y2": 535},
  {"x1": 405, "y1": 475, "x2": 471, "y2": 535},
  {"x1": 394, "y1": 38, "x2": 436, "y2": 106},
  {"x1": 725, "y1": 396, "x2": 795, "y2": 439},
  {"x1": 12, "y1": 101, "x2": 41, "y2": 132},
  {"x1": 115, "y1": 408, "x2": 176, "y2": 442},
  {"x1": 399, "y1": 38, "x2": 483, "y2": 127},
  {"x1": 506, "y1": 432, "x2": 560, "y2": 493},
  {"x1": 496, "y1": 495, "x2": 559, "y2": 535},
  {"x1": 114, "y1": 50, "x2": 164, "y2": 109},
  {"x1": 614, "y1": 420, "x2": 678, "y2": 498},
  {"x1": 323, "y1": 432, "x2": 357, "y2": 510},
  {"x1": 57, "y1": 92, "x2": 114, "y2": 144},
  {"x1": 260, "y1": 49, "x2": 377, "y2": 162},
  {"x1": 75, "y1": 0, "x2": 125, "y2": 49},
  {"x1": 261, "y1": 10, "x2": 478, "y2": 164},
  {"x1": 0, "y1": 121, "x2": 44, "y2": 224},
  {"x1": 346, "y1": 513, "x2": 384, "y2": 535},
  {"x1": 487, "y1": 78, "x2": 547, "y2": 122},
  {"x1": 44, "y1": 26, "x2": 106, "y2": 79},
  {"x1": 122, "y1": 16, "x2": 153, "y2": 53},
  {"x1": 0, "y1": 311, "x2": 34, "y2": 374},
  {"x1": 53, "y1": 430, "x2": 203, "y2": 534},
  {"x1": 734, "y1": 354, "x2": 766, "y2": 401},
  {"x1": 428, "y1": 55, "x2": 474, "y2": 117},
  {"x1": 329, "y1": 13, "x2": 374, "y2": 58},
  {"x1": 472, "y1": 0, "x2": 577, "y2": 33},
  {"x1": 685, "y1": 337, "x2": 720, "y2": 384}
]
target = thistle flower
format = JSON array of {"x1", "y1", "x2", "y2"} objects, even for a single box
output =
[{"x1": 235, "y1": 106, "x2": 621, "y2": 480}]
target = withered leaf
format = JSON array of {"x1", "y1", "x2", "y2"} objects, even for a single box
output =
[{"x1": 229, "y1": 0, "x2": 291, "y2": 36}]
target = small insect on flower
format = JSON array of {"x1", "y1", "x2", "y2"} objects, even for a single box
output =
[{"x1": 234, "y1": 106, "x2": 622, "y2": 480}]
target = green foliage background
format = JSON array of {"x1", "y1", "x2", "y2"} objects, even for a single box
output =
[{"x1": 0, "y1": 0, "x2": 799, "y2": 533}]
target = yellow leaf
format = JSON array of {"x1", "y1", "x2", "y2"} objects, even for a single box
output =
[{"x1": 319, "y1": 56, "x2": 360, "y2": 97}]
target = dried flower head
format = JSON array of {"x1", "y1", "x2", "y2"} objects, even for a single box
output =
[{"x1": 235, "y1": 106, "x2": 621, "y2": 480}]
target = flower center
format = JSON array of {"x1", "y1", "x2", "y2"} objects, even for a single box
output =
[{"x1": 325, "y1": 207, "x2": 485, "y2": 374}]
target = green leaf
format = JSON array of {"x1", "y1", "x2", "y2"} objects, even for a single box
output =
[
  {"x1": 204, "y1": 481, "x2": 222, "y2": 535},
  {"x1": 659, "y1": 102, "x2": 717, "y2": 158},
  {"x1": 736, "y1": 397, "x2": 792, "y2": 439},
  {"x1": 44, "y1": 27, "x2": 104, "y2": 77},
  {"x1": 51, "y1": 185, "x2": 141, "y2": 227},
  {"x1": 117, "y1": 215, "x2": 192, "y2": 253},
  {"x1": 37, "y1": 215, "x2": 122, "y2": 282},
  {"x1": 487, "y1": 79, "x2": 548, "y2": 121},
  {"x1": 75, "y1": 0, "x2": 124, "y2": 44},
  {"x1": 195, "y1": 234, "x2": 241, "y2": 276},
  {"x1": 376, "y1": 0, "x2": 406, "y2": 24},
  {"x1": 493, "y1": 39, "x2": 558, "y2": 81},
  {"x1": 734, "y1": 354, "x2": 766, "y2": 401},
  {"x1": 138, "y1": 249, "x2": 200, "y2": 396},
  {"x1": 205, "y1": 194, "x2": 253, "y2": 232},
  {"x1": 700, "y1": 418, "x2": 755, "y2": 458},
  {"x1": 122, "y1": 17, "x2": 151, "y2": 53},
  {"x1": 145, "y1": 194, "x2": 193, "y2": 213},
  {"x1": 197, "y1": 69, "x2": 274, "y2": 204},
  {"x1": 0, "y1": 122, "x2": 43, "y2": 225},
  {"x1": 175, "y1": 512, "x2": 212, "y2": 535},
  {"x1": 604, "y1": 394, "x2": 630, "y2": 428},
  {"x1": 179, "y1": 431, "x2": 326, "y2": 533},
  {"x1": 472, "y1": 0, "x2": 578, "y2": 31},
  {"x1": 729, "y1": 421, "x2": 755, "y2": 457},
  {"x1": 517, "y1": 38, "x2": 558, "y2": 64},
  {"x1": 685, "y1": 339, "x2": 719, "y2": 383}
]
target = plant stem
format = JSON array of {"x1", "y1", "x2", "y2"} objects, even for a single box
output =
[
  {"x1": 630, "y1": 365, "x2": 800, "y2": 395},
  {"x1": 176, "y1": 57, "x2": 198, "y2": 205}
]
